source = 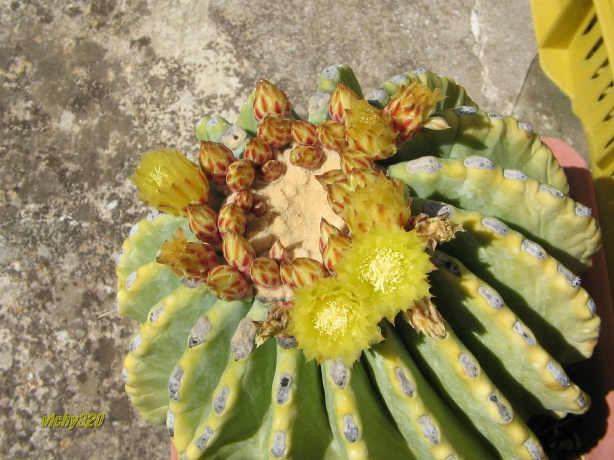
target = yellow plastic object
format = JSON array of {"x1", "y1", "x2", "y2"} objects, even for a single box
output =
[{"x1": 531, "y1": 0, "x2": 614, "y2": 295}]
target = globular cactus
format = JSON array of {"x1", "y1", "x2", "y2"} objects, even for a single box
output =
[{"x1": 116, "y1": 64, "x2": 603, "y2": 459}]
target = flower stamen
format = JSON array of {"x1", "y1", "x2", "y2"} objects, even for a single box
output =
[
  {"x1": 312, "y1": 300, "x2": 355, "y2": 339},
  {"x1": 149, "y1": 166, "x2": 168, "y2": 187},
  {"x1": 359, "y1": 248, "x2": 407, "y2": 293}
]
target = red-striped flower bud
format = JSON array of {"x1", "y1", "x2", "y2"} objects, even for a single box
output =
[
  {"x1": 218, "y1": 203, "x2": 247, "y2": 237},
  {"x1": 322, "y1": 234, "x2": 352, "y2": 272},
  {"x1": 289, "y1": 145, "x2": 324, "y2": 169},
  {"x1": 280, "y1": 258, "x2": 329, "y2": 288},
  {"x1": 230, "y1": 190, "x2": 254, "y2": 213},
  {"x1": 187, "y1": 204, "x2": 220, "y2": 243},
  {"x1": 319, "y1": 218, "x2": 342, "y2": 254},
  {"x1": 329, "y1": 82, "x2": 361, "y2": 123},
  {"x1": 339, "y1": 147, "x2": 376, "y2": 175},
  {"x1": 253, "y1": 79, "x2": 292, "y2": 122},
  {"x1": 207, "y1": 265, "x2": 251, "y2": 301},
  {"x1": 222, "y1": 229, "x2": 256, "y2": 275},
  {"x1": 269, "y1": 238, "x2": 287, "y2": 261},
  {"x1": 199, "y1": 141, "x2": 235, "y2": 185},
  {"x1": 260, "y1": 159, "x2": 284, "y2": 182},
  {"x1": 316, "y1": 119, "x2": 348, "y2": 152},
  {"x1": 226, "y1": 160, "x2": 255, "y2": 192},
  {"x1": 291, "y1": 119, "x2": 318, "y2": 145},
  {"x1": 251, "y1": 200, "x2": 267, "y2": 217},
  {"x1": 315, "y1": 169, "x2": 345, "y2": 187},
  {"x1": 326, "y1": 180, "x2": 353, "y2": 216},
  {"x1": 244, "y1": 137, "x2": 274, "y2": 166},
  {"x1": 257, "y1": 115, "x2": 292, "y2": 148},
  {"x1": 250, "y1": 257, "x2": 282, "y2": 288}
]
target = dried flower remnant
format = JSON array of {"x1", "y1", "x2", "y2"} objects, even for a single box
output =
[{"x1": 156, "y1": 228, "x2": 218, "y2": 282}]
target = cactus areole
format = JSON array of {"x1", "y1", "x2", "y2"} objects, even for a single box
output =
[{"x1": 117, "y1": 65, "x2": 602, "y2": 459}]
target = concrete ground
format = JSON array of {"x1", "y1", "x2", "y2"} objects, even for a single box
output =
[{"x1": 0, "y1": 0, "x2": 590, "y2": 458}]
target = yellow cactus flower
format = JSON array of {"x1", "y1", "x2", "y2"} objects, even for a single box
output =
[
  {"x1": 340, "y1": 170, "x2": 410, "y2": 234},
  {"x1": 287, "y1": 277, "x2": 382, "y2": 365},
  {"x1": 344, "y1": 99, "x2": 397, "y2": 160},
  {"x1": 335, "y1": 225, "x2": 433, "y2": 321},
  {"x1": 130, "y1": 149, "x2": 210, "y2": 216}
]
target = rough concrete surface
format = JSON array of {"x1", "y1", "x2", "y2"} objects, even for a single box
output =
[{"x1": 0, "y1": 0, "x2": 588, "y2": 458}]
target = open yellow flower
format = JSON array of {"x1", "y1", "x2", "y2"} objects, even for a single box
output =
[
  {"x1": 287, "y1": 277, "x2": 382, "y2": 365},
  {"x1": 335, "y1": 225, "x2": 433, "y2": 321}
]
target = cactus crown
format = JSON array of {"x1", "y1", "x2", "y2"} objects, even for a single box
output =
[{"x1": 130, "y1": 75, "x2": 449, "y2": 364}]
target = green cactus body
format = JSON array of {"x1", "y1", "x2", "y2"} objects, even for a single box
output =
[
  {"x1": 363, "y1": 321, "x2": 493, "y2": 459},
  {"x1": 388, "y1": 156, "x2": 600, "y2": 272},
  {"x1": 396, "y1": 317, "x2": 545, "y2": 460},
  {"x1": 428, "y1": 251, "x2": 589, "y2": 417},
  {"x1": 116, "y1": 66, "x2": 602, "y2": 459},
  {"x1": 167, "y1": 299, "x2": 251, "y2": 453},
  {"x1": 411, "y1": 198, "x2": 600, "y2": 364},
  {"x1": 394, "y1": 107, "x2": 569, "y2": 193}
]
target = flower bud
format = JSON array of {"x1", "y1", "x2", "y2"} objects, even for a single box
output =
[
  {"x1": 250, "y1": 257, "x2": 282, "y2": 288},
  {"x1": 291, "y1": 119, "x2": 318, "y2": 145},
  {"x1": 280, "y1": 257, "x2": 329, "y2": 288},
  {"x1": 226, "y1": 160, "x2": 255, "y2": 192},
  {"x1": 222, "y1": 229, "x2": 256, "y2": 275},
  {"x1": 251, "y1": 200, "x2": 267, "y2": 217},
  {"x1": 199, "y1": 141, "x2": 235, "y2": 185},
  {"x1": 329, "y1": 82, "x2": 360, "y2": 123},
  {"x1": 316, "y1": 119, "x2": 348, "y2": 152},
  {"x1": 207, "y1": 265, "x2": 251, "y2": 301},
  {"x1": 315, "y1": 169, "x2": 345, "y2": 187},
  {"x1": 218, "y1": 203, "x2": 247, "y2": 237},
  {"x1": 289, "y1": 145, "x2": 324, "y2": 169},
  {"x1": 187, "y1": 204, "x2": 220, "y2": 243},
  {"x1": 253, "y1": 79, "x2": 292, "y2": 121},
  {"x1": 322, "y1": 234, "x2": 352, "y2": 272},
  {"x1": 230, "y1": 190, "x2": 254, "y2": 213},
  {"x1": 257, "y1": 115, "x2": 292, "y2": 148},
  {"x1": 244, "y1": 137, "x2": 274, "y2": 166},
  {"x1": 339, "y1": 147, "x2": 376, "y2": 175},
  {"x1": 269, "y1": 238, "x2": 287, "y2": 261},
  {"x1": 326, "y1": 179, "x2": 353, "y2": 216},
  {"x1": 319, "y1": 218, "x2": 342, "y2": 254},
  {"x1": 260, "y1": 159, "x2": 284, "y2": 182}
]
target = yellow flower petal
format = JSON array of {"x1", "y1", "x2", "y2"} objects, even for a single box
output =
[
  {"x1": 340, "y1": 170, "x2": 410, "y2": 234},
  {"x1": 130, "y1": 149, "x2": 209, "y2": 216},
  {"x1": 344, "y1": 99, "x2": 397, "y2": 160}
]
